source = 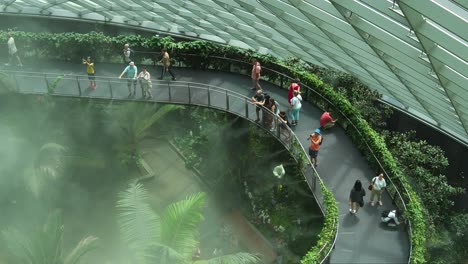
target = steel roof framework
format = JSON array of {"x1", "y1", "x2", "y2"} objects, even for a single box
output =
[{"x1": 1, "y1": 0, "x2": 467, "y2": 143}]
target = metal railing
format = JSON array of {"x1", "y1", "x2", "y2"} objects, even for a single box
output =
[
  {"x1": 2, "y1": 68, "x2": 337, "y2": 262},
  {"x1": 107, "y1": 50, "x2": 412, "y2": 261},
  {"x1": 176, "y1": 54, "x2": 413, "y2": 262}
]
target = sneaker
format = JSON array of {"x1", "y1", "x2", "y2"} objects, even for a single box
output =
[
  {"x1": 352, "y1": 210, "x2": 356, "y2": 214},
  {"x1": 92, "y1": 84, "x2": 96, "y2": 90},
  {"x1": 349, "y1": 208, "x2": 353, "y2": 214},
  {"x1": 371, "y1": 201, "x2": 375, "y2": 206},
  {"x1": 172, "y1": 77, "x2": 176, "y2": 81},
  {"x1": 147, "y1": 95, "x2": 153, "y2": 99},
  {"x1": 378, "y1": 201, "x2": 383, "y2": 206},
  {"x1": 128, "y1": 93, "x2": 132, "y2": 98}
]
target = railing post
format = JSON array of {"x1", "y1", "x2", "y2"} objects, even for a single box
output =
[
  {"x1": 108, "y1": 80, "x2": 113, "y2": 98},
  {"x1": 44, "y1": 74, "x2": 50, "y2": 92},
  {"x1": 280, "y1": 75, "x2": 284, "y2": 89},
  {"x1": 276, "y1": 118, "x2": 281, "y2": 139},
  {"x1": 393, "y1": 191, "x2": 398, "y2": 205},
  {"x1": 245, "y1": 98, "x2": 249, "y2": 118},
  {"x1": 76, "y1": 76, "x2": 82, "y2": 96},
  {"x1": 313, "y1": 171, "x2": 317, "y2": 192},
  {"x1": 13, "y1": 74, "x2": 19, "y2": 92},
  {"x1": 226, "y1": 91, "x2": 229, "y2": 111},
  {"x1": 168, "y1": 83, "x2": 172, "y2": 102},
  {"x1": 188, "y1": 83, "x2": 192, "y2": 104},
  {"x1": 207, "y1": 87, "x2": 211, "y2": 106}
]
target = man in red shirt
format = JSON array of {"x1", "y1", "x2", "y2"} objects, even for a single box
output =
[{"x1": 320, "y1": 111, "x2": 338, "y2": 130}]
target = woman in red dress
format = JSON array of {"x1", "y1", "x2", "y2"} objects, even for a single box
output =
[{"x1": 288, "y1": 79, "x2": 301, "y2": 104}]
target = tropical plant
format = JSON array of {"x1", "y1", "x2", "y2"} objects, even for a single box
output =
[
  {"x1": 107, "y1": 103, "x2": 183, "y2": 168},
  {"x1": 116, "y1": 183, "x2": 260, "y2": 264},
  {"x1": 2, "y1": 210, "x2": 98, "y2": 264},
  {"x1": 381, "y1": 130, "x2": 464, "y2": 224}
]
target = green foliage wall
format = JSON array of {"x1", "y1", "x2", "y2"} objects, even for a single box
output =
[{"x1": 2, "y1": 30, "x2": 427, "y2": 263}]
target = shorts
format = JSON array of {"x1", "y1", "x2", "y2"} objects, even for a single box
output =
[
  {"x1": 87, "y1": 73, "x2": 95, "y2": 81},
  {"x1": 309, "y1": 148, "x2": 318, "y2": 158}
]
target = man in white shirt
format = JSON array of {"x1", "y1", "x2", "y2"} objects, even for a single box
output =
[
  {"x1": 137, "y1": 66, "x2": 153, "y2": 99},
  {"x1": 370, "y1": 173, "x2": 387, "y2": 206},
  {"x1": 6, "y1": 32, "x2": 23, "y2": 67},
  {"x1": 123, "y1": 43, "x2": 133, "y2": 65}
]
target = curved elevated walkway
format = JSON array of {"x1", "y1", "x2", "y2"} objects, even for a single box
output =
[{"x1": 4, "y1": 62, "x2": 410, "y2": 263}]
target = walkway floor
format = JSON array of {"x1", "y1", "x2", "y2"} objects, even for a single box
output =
[{"x1": 5, "y1": 62, "x2": 410, "y2": 263}]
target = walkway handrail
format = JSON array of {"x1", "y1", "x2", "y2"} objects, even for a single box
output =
[
  {"x1": 2, "y1": 69, "x2": 338, "y2": 263},
  {"x1": 185, "y1": 54, "x2": 414, "y2": 262},
  {"x1": 113, "y1": 49, "x2": 412, "y2": 261}
]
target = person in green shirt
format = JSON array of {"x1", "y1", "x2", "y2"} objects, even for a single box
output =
[{"x1": 119, "y1": 61, "x2": 138, "y2": 98}]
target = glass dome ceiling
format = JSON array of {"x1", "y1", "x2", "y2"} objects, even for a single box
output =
[{"x1": 2, "y1": 0, "x2": 467, "y2": 144}]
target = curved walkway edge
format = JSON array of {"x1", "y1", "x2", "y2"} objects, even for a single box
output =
[{"x1": 3, "y1": 62, "x2": 410, "y2": 264}]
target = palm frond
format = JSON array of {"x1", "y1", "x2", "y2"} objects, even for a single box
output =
[
  {"x1": 2, "y1": 228, "x2": 37, "y2": 264},
  {"x1": 116, "y1": 183, "x2": 160, "y2": 263},
  {"x1": 135, "y1": 105, "x2": 183, "y2": 140},
  {"x1": 63, "y1": 236, "x2": 99, "y2": 264},
  {"x1": 193, "y1": 252, "x2": 261, "y2": 264},
  {"x1": 149, "y1": 242, "x2": 187, "y2": 264},
  {"x1": 2, "y1": 210, "x2": 67, "y2": 264},
  {"x1": 160, "y1": 192, "x2": 207, "y2": 259},
  {"x1": 40, "y1": 209, "x2": 64, "y2": 264}
]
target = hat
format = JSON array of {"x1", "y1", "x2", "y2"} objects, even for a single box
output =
[
  {"x1": 314, "y1": 128, "x2": 321, "y2": 134},
  {"x1": 129, "y1": 61, "x2": 135, "y2": 66}
]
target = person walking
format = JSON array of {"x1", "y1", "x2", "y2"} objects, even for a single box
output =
[
  {"x1": 320, "y1": 110, "x2": 338, "y2": 130},
  {"x1": 287, "y1": 79, "x2": 300, "y2": 104},
  {"x1": 349, "y1": 180, "x2": 366, "y2": 215},
  {"x1": 119, "y1": 61, "x2": 138, "y2": 98},
  {"x1": 251, "y1": 59, "x2": 261, "y2": 90},
  {"x1": 307, "y1": 128, "x2": 322, "y2": 167},
  {"x1": 123, "y1": 43, "x2": 133, "y2": 65},
  {"x1": 82, "y1": 56, "x2": 96, "y2": 90},
  {"x1": 252, "y1": 89, "x2": 265, "y2": 123},
  {"x1": 158, "y1": 48, "x2": 176, "y2": 80},
  {"x1": 370, "y1": 173, "x2": 387, "y2": 206},
  {"x1": 289, "y1": 90, "x2": 302, "y2": 126},
  {"x1": 138, "y1": 66, "x2": 153, "y2": 99},
  {"x1": 5, "y1": 32, "x2": 23, "y2": 67}
]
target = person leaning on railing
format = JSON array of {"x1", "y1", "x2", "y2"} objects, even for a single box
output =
[
  {"x1": 137, "y1": 66, "x2": 153, "y2": 100},
  {"x1": 118, "y1": 61, "x2": 138, "y2": 98}
]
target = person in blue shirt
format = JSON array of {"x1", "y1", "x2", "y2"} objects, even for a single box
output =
[{"x1": 119, "y1": 61, "x2": 138, "y2": 98}]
